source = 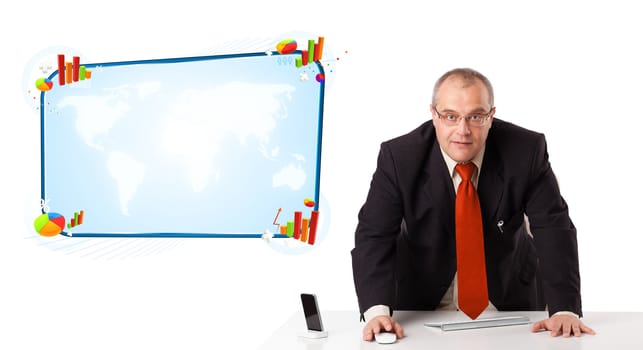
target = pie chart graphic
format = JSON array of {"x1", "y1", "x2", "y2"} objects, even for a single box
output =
[
  {"x1": 35, "y1": 77, "x2": 53, "y2": 92},
  {"x1": 276, "y1": 39, "x2": 297, "y2": 54},
  {"x1": 34, "y1": 212, "x2": 65, "y2": 237},
  {"x1": 304, "y1": 198, "x2": 315, "y2": 207},
  {"x1": 315, "y1": 74, "x2": 325, "y2": 83}
]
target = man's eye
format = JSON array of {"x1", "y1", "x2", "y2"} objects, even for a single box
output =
[
  {"x1": 446, "y1": 114, "x2": 458, "y2": 121},
  {"x1": 470, "y1": 114, "x2": 482, "y2": 121}
]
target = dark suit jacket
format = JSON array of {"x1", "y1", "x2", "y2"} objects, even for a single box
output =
[{"x1": 351, "y1": 118, "x2": 582, "y2": 318}]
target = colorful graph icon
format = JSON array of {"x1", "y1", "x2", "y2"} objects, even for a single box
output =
[
  {"x1": 34, "y1": 212, "x2": 65, "y2": 237},
  {"x1": 278, "y1": 210, "x2": 320, "y2": 245},
  {"x1": 57, "y1": 54, "x2": 92, "y2": 86},
  {"x1": 315, "y1": 74, "x2": 325, "y2": 83},
  {"x1": 294, "y1": 36, "x2": 324, "y2": 68},
  {"x1": 35, "y1": 77, "x2": 53, "y2": 92},
  {"x1": 67, "y1": 210, "x2": 85, "y2": 229},
  {"x1": 276, "y1": 39, "x2": 297, "y2": 54}
]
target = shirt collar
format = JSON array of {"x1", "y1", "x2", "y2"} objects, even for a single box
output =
[{"x1": 439, "y1": 144, "x2": 486, "y2": 180}]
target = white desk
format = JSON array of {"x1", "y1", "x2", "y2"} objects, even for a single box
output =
[{"x1": 258, "y1": 310, "x2": 642, "y2": 349}]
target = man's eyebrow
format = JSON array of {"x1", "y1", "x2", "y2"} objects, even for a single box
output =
[{"x1": 439, "y1": 107, "x2": 489, "y2": 114}]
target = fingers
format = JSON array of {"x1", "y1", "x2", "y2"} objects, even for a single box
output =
[
  {"x1": 567, "y1": 321, "x2": 596, "y2": 337},
  {"x1": 580, "y1": 323, "x2": 596, "y2": 335},
  {"x1": 549, "y1": 319, "x2": 562, "y2": 337},
  {"x1": 530, "y1": 320, "x2": 545, "y2": 332},
  {"x1": 530, "y1": 318, "x2": 562, "y2": 336},
  {"x1": 362, "y1": 316, "x2": 405, "y2": 341},
  {"x1": 562, "y1": 321, "x2": 572, "y2": 337},
  {"x1": 393, "y1": 320, "x2": 405, "y2": 339},
  {"x1": 572, "y1": 323, "x2": 581, "y2": 337},
  {"x1": 531, "y1": 316, "x2": 596, "y2": 337},
  {"x1": 376, "y1": 317, "x2": 394, "y2": 333},
  {"x1": 363, "y1": 321, "x2": 377, "y2": 341},
  {"x1": 362, "y1": 316, "x2": 388, "y2": 341}
]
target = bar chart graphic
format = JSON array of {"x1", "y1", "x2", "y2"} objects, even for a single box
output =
[
  {"x1": 57, "y1": 54, "x2": 92, "y2": 86},
  {"x1": 66, "y1": 210, "x2": 85, "y2": 229},
  {"x1": 278, "y1": 210, "x2": 320, "y2": 245},
  {"x1": 294, "y1": 37, "x2": 324, "y2": 68}
]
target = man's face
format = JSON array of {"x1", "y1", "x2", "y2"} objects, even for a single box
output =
[{"x1": 431, "y1": 77, "x2": 495, "y2": 163}]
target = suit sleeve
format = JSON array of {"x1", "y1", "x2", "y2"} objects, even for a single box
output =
[
  {"x1": 351, "y1": 142, "x2": 404, "y2": 315},
  {"x1": 525, "y1": 135, "x2": 583, "y2": 317}
]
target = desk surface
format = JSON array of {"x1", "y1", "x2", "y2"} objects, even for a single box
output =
[{"x1": 258, "y1": 310, "x2": 641, "y2": 349}]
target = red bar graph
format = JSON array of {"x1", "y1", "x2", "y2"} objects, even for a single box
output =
[
  {"x1": 72, "y1": 56, "x2": 80, "y2": 82},
  {"x1": 308, "y1": 211, "x2": 319, "y2": 245},
  {"x1": 301, "y1": 50, "x2": 309, "y2": 66},
  {"x1": 294, "y1": 211, "x2": 302, "y2": 239},
  {"x1": 57, "y1": 54, "x2": 65, "y2": 86}
]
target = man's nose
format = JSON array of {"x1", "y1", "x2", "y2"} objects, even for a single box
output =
[{"x1": 456, "y1": 117, "x2": 471, "y2": 135}]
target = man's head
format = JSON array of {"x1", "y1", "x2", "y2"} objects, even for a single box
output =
[{"x1": 430, "y1": 68, "x2": 496, "y2": 163}]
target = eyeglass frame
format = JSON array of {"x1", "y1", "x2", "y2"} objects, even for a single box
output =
[{"x1": 432, "y1": 105, "x2": 495, "y2": 126}]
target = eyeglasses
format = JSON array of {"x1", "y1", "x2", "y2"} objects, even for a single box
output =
[{"x1": 433, "y1": 106, "x2": 494, "y2": 127}]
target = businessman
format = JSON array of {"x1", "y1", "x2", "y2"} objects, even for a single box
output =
[{"x1": 351, "y1": 68, "x2": 595, "y2": 341}]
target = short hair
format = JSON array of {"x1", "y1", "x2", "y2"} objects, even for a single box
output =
[{"x1": 432, "y1": 68, "x2": 494, "y2": 107}]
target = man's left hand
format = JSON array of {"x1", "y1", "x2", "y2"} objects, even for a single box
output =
[{"x1": 531, "y1": 314, "x2": 596, "y2": 337}]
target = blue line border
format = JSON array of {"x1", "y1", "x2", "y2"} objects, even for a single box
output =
[{"x1": 40, "y1": 51, "x2": 325, "y2": 238}]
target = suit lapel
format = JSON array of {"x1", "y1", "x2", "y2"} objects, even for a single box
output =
[
  {"x1": 477, "y1": 132, "x2": 504, "y2": 224},
  {"x1": 422, "y1": 137, "x2": 456, "y2": 234}
]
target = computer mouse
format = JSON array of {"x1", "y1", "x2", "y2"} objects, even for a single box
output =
[{"x1": 374, "y1": 331, "x2": 397, "y2": 344}]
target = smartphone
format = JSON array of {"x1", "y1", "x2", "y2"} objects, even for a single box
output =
[{"x1": 301, "y1": 293, "x2": 324, "y2": 332}]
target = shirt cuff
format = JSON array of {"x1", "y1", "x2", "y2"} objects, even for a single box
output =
[
  {"x1": 553, "y1": 311, "x2": 579, "y2": 319},
  {"x1": 363, "y1": 305, "x2": 390, "y2": 323}
]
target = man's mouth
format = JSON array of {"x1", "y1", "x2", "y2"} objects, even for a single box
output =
[{"x1": 452, "y1": 141, "x2": 472, "y2": 145}]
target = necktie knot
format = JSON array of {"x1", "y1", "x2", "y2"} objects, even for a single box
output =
[{"x1": 455, "y1": 162, "x2": 476, "y2": 181}]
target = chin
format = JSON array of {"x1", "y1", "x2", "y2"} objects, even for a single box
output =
[{"x1": 449, "y1": 152, "x2": 474, "y2": 163}]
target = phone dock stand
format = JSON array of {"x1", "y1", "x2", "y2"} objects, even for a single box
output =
[{"x1": 298, "y1": 330, "x2": 329, "y2": 339}]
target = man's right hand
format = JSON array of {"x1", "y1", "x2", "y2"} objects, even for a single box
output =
[{"x1": 362, "y1": 315, "x2": 404, "y2": 341}]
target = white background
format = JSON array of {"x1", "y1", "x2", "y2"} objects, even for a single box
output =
[{"x1": 1, "y1": 1, "x2": 642, "y2": 349}]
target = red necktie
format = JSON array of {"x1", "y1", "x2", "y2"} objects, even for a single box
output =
[{"x1": 455, "y1": 162, "x2": 488, "y2": 319}]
